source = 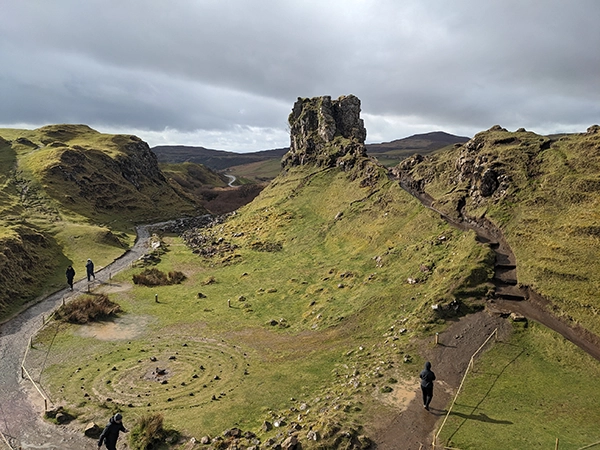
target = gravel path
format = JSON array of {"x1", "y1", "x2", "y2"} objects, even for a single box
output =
[{"x1": 0, "y1": 225, "x2": 154, "y2": 449}]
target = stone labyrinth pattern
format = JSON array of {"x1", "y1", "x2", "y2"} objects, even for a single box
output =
[{"x1": 73, "y1": 338, "x2": 249, "y2": 412}]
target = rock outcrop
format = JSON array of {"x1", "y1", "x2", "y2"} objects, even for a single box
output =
[
  {"x1": 282, "y1": 95, "x2": 367, "y2": 170},
  {"x1": 30, "y1": 126, "x2": 204, "y2": 219}
]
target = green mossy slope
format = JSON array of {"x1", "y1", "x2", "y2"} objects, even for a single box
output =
[
  {"x1": 0, "y1": 125, "x2": 204, "y2": 320},
  {"x1": 32, "y1": 157, "x2": 492, "y2": 446},
  {"x1": 401, "y1": 126, "x2": 600, "y2": 335}
]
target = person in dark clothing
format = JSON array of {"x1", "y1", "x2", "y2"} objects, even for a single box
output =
[
  {"x1": 420, "y1": 361, "x2": 436, "y2": 410},
  {"x1": 86, "y1": 258, "x2": 95, "y2": 281},
  {"x1": 98, "y1": 413, "x2": 128, "y2": 450},
  {"x1": 65, "y1": 265, "x2": 75, "y2": 291}
]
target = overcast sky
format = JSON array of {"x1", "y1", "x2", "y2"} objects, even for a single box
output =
[{"x1": 2, "y1": 1, "x2": 599, "y2": 152}]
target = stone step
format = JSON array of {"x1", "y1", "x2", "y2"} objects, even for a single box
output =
[
  {"x1": 494, "y1": 284, "x2": 526, "y2": 300},
  {"x1": 494, "y1": 266, "x2": 518, "y2": 285}
]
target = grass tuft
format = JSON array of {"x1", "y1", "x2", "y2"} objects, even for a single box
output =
[
  {"x1": 132, "y1": 268, "x2": 186, "y2": 286},
  {"x1": 55, "y1": 293, "x2": 121, "y2": 324},
  {"x1": 129, "y1": 413, "x2": 179, "y2": 450}
]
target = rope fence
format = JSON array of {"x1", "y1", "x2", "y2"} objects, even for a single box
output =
[
  {"x1": 429, "y1": 327, "x2": 600, "y2": 449},
  {"x1": 20, "y1": 314, "x2": 55, "y2": 413},
  {"x1": 21, "y1": 280, "x2": 101, "y2": 413},
  {"x1": 432, "y1": 327, "x2": 498, "y2": 448},
  {"x1": 20, "y1": 259, "x2": 138, "y2": 416},
  {"x1": 0, "y1": 430, "x2": 13, "y2": 450}
]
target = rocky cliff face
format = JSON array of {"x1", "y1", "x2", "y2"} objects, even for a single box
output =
[
  {"x1": 282, "y1": 95, "x2": 367, "y2": 170},
  {"x1": 32, "y1": 127, "x2": 203, "y2": 220}
]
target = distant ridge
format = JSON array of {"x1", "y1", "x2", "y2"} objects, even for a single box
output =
[
  {"x1": 366, "y1": 131, "x2": 470, "y2": 164},
  {"x1": 152, "y1": 131, "x2": 469, "y2": 172},
  {"x1": 152, "y1": 145, "x2": 288, "y2": 170}
]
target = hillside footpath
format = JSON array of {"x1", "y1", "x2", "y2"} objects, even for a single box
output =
[{"x1": 0, "y1": 224, "x2": 156, "y2": 449}]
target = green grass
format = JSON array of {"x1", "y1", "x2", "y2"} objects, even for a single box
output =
[
  {"x1": 19, "y1": 125, "x2": 600, "y2": 447},
  {"x1": 438, "y1": 321, "x2": 600, "y2": 449},
  {"x1": 29, "y1": 163, "x2": 494, "y2": 445},
  {"x1": 160, "y1": 162, "x2": 227, "y2": 187},
  {"x1": 0, "y1": 125, "x2": 202, "y2": 321},
  {"x1": 227, "y1": 158, "x2": 283, "y2": 182},
  {"x1": 406, "y1": 128, "x2": 600, "y2": 336}
]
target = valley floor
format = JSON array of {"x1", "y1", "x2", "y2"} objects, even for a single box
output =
[{"x1": 3, "y1": 219, "x2": 600, "y2": 449}]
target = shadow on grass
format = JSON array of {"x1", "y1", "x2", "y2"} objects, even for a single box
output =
[
  {"x1": 447, "y1": 343, "x2": 524, "y2": 441},
  {"x1": 449, "y1": 410, "x2": 513, "y2": 425}
]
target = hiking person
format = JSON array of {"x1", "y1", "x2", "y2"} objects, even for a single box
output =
[
  {"x1": 65, "y1": 265, "x2": 75, "y2": 291},
  {"x1": 98, "y1": 413, "x2": 128, "y2": 450},
  {"x1": 420, "y1": 361, "x2": 436, "y2": 410},
  {"x1": 86, "y1": 258, "x2": 95, "y2": 281}
]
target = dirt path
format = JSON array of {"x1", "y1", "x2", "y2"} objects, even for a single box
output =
[
  {"x1": 0, "y1": 224, "x2": 155, "y2": 449},
  {"x1": 374, "y1": 311, "x2": 512, "y2": 450},
  {"x1": 375, "y1": 171, "x2": 600, "y2": 449}
]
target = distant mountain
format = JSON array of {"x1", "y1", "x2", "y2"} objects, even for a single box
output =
[
  {"x1": 151, "y1": 145, "x2": 288, "y2": 170},
  {"x1": 151, "y1": 131, "x2": 470, "y2": 172},
  {"x1": 366, "y1": 131, "x2": 470, "y2": 166}
]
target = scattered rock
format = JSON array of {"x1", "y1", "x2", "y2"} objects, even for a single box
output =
[
  {"x1": 307, "y1": 429, "x2": 320, "y2": 441},
  {"x1": 84, "y1": 422, "x2": 102, "y2": 438},
  {"x1": 510, "y1": 312, "x2": 527, "y2": 322},
  {"x1": 281, "y1": 434, "x2": 298, "y2": 449}
]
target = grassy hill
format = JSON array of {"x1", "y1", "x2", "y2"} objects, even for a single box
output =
[
  {"x1": 32, "y1": 157, "x2": 495, "y2": 446},
  {"x1": 366, "y1": 131, "x2": 470, "y2": 167},
  {"x1": 396, "y1": 125, "x2": 600, "y2": 337},
  {"x1": 30, "y1": 141, "x2": 600, "y2": 448},
  {"x1": 13, "y1": 114, "x2": 600, "y2": 449},
  {"x1": 0, "y1": 125, "x2": 205, "y2": 319},
  {"x1": 152, "y1": 145, "x2": 288, "y2": 170},
  {"x1": 160, "y1": 161, "x2": 265, "y2": 214}
]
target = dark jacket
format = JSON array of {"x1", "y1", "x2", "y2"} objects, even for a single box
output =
[
  {"x1": 419, "y1": 361, "x2": 436, "y2": 388},
  {"x1": 65, "y1": 266, "x2": 75, "y2": 281},
  {"x1": 86, "y1": 260, "x2": 94, "y2": 274},
  {"x1": 98, "y1": 417, "x2": 126, "y2": 448}
]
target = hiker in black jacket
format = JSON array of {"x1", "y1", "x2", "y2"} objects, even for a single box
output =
[
  {"x1": 419, "y1": 361, "x2": 436, "y2": 411},
  {"x1": 86, "y1": 258, "x2": 95, "y2": 281},
  {"x1": 65, "y1": 265, "x2": 75, "y2": 291},
  {"x1": 98, "y1": 413, "x2": 128, "y2": 450}
]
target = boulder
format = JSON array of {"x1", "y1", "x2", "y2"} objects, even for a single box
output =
[
  {"x1": 281, "y1": 434, "x2": 298, "y2": 450},
  {"x1": 84, "y1": 422, "x2": 102, "y2": 438}
]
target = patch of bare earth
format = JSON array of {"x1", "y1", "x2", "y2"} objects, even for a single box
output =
[
  {"x1": 372, "y1": 309, "x2": 511, "y2": 450},
  {"x1": 76, "y1": 314, "x2": 153, "y2": 341}
]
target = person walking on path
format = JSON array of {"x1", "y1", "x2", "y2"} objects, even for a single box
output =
[
  {"x1": 86, "y1": 258, "x2": 95, "y2": 281},
  {"x1": 98, "y1": 413, "x2": 129, "y2": 450},
  {"x1": 65, "y1": 265, "x2": 75, "y2": 291},
  {"x1": 420, "y1": 361, "x2": 436, "y2": 411}
]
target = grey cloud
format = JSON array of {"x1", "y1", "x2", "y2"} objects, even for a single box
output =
[{"x1": 2, "y1": 0, "x2": 599, "y2": 149}]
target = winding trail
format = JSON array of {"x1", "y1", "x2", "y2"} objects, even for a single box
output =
[
  {"x1": 373, "y1": 171, "x2": 600, "y2": 449},
  {"x1": 0, "y1": 224, "x2": 157, "y2": 449},
  {"x1": 224, "y1": 174, "x2": 236, "y2": 187},
  {"x1": 3, "y1": 176, "x2": 600, "y2": 449},
  {"x1": 392, "y1": 173, "x2": 600, "y2": 362}
]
